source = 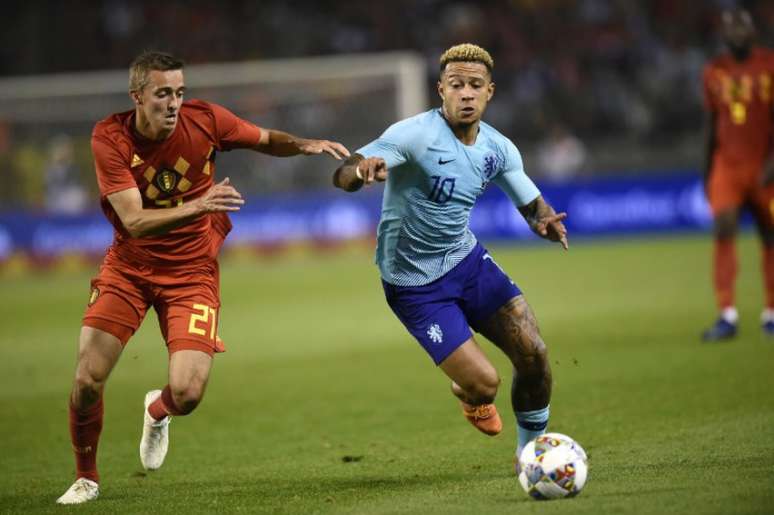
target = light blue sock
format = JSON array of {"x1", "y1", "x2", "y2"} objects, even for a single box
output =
[{"x1": 516, "y1": 406, "x2": 550, "y2": 457}]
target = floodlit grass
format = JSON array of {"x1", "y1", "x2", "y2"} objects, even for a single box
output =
[{"x1": 1, "y1": 233, "x2": 772, "y2": 514}]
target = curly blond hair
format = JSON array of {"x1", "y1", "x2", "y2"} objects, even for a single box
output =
[{"x1": 439, "y1": 43, "x2": 494, "y2": 73}]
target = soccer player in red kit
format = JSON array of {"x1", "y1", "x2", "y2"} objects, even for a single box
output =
[
  {"x1": 56, "y1": 51, "x2": 350, "y2": 504},
  {"x1": 701, "y1": 8, "x2": 774, "y2": 341}
]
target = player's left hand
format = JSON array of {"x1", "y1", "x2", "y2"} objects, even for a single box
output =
[
  {"x1": 536, "y1": 212, "x2": 569, "y2": 250},
  {"x1": 298, "y1": 139, "x2": 351, "y2": 160}
]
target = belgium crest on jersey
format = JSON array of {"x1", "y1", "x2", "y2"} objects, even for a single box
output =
[{"x1": 155, "y1": 169, "x2": 178, "y2": 193}]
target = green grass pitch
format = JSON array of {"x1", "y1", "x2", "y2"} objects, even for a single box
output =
[{"x1": 0, "y1": 234, "x2": 772, "y2": 514}]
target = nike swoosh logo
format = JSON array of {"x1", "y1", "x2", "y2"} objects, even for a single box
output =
[{"x1": 438, "y1": 157, "x2": 456, "y2": 165}]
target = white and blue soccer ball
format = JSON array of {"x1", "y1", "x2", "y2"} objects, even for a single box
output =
[{"x1": 517, "y1": 433, "x2": 588, "y2": 500}]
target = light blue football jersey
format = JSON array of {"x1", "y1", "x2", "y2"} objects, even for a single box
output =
[{"x1": 358, "y1": 108, "x2": 540, "y2": 287}]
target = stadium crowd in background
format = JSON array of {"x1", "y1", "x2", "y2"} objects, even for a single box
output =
[
  {"x1": 1, "y1": 0, "x2": 773, "y2": 209},
  {"x1": 5, "y1": 1, "x2": 772, "y2": 141}
]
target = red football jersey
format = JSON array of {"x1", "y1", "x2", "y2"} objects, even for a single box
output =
[
  {"x1": 91, "y1": 99, "x2": 262, "y2": 267},
  {"x1": 703, "y1": 47, "x2": 774, "y2": 173}
]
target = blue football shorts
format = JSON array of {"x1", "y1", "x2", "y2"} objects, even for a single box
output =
[{"x1": 382, "y1": 242, "x2": 522, "y2": 365}]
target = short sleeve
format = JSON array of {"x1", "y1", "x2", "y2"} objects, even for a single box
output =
[
  {"x1": 356, "y1": 118, "x2": 428, "y2": 169},
  {"x1": 492, "y1": 140, "x2": 540, "y2": 207},
  {"x1": 91, "y1": 133, "x2": 136, "y2": 197},
  {"x1": 209, "y1": 102, "x2": 263, "y2": 151}
]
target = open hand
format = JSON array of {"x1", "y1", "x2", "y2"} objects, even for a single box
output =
[
  {"x1": 197, "y1": 177, "x2": 244, "y2": 213},
  {"x1": 299, "y1": 139, "x2": 351, "y2": 160}
]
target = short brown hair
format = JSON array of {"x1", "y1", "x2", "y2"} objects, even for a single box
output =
[
  {"x1": 439, "y1": 43, "x2": 494, "y2": 74},
  {"x1": 129, "y1": 51, "x2": 184, "y2": 92}
]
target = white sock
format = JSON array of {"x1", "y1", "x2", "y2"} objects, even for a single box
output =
[
  {"x1": 761, "y1": 308, "x2": 774, "y2": 323},
  {"x1": 721, "y1": 307, "x2": 738, "y2": 324},
  {"x1": 516, "y1": 406, "x2": 550, "y2": 458}
]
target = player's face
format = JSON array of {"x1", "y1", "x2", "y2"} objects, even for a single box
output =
[
  {"x1": 438, "y1": 62, "x2": 494, "y2": 127},
  {"x1": 721, "y1": 10, "x2": 755, "y2": 53},
  {"x1": 132, "y1": 69, "x2": 185, "y2": 139}
]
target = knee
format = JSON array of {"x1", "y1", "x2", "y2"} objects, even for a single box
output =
[
  {"x1": 169, "y1": 383, "x2": 205, "y2": 415},
  {"x1": 513, "y1": 332, "x2": 550, "y2": 381},
  {"x1": 714, "y1": 214, "x2": 738, "y2": 239},
  {"x1": 462, "y1": 370, "x2": 501, "y2": 404},
  {"x1": 522, "y1": 337, "x2": 549, "y2": 369},
  {"x1": 73, "y1": 327, "x2": 122, "y2": 407},
  {"x1": 73, "y1": 362, "x2": 109, "y2": 406},
  {"x1": 73, "y1": 372, "x2": 104, "y2": 406}
]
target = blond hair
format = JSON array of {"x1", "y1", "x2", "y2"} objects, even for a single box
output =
[{"x1": 439, "y1": 44, "x2": 494, "y2": 73}]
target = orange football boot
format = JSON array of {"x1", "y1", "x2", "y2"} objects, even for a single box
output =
[{"x1": 460, "y1": 402, "x2": 502, "y2": 436}]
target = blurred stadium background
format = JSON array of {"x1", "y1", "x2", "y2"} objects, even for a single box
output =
[
  {"x1": 2, "y1": 1, "x2": 774, "y2": 514},
  {"x1": 0, "y1": 0, "x2": 773, "y2": 262}
]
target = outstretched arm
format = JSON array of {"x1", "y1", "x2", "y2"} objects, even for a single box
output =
[
  {"x1": 208, "y1": 103, "x2": 349, "y2": 159},
  {"x1": 254, "y1": 129, "x2": 350, "y2": 159},
  {"x1": 333, "y1": 154, "x2": 388, "y2": 192},
  {"x1": 518, "y1": 196, "x2": 569, "y2": 250}
]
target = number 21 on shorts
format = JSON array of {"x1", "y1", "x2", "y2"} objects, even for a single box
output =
[{"x1": 188, "y1": 303, "x2": 217, "y2": 340}]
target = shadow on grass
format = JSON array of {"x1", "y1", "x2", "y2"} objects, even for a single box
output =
[{"x1": 102, "y1": 469, "x2": 526, "y2": 508}]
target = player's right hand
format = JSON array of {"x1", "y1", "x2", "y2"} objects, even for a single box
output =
[
  {"x1": 356, "y1": 157, "x2": 388, "y2": 185},
  {"x1": 197, "y1": 178, "x2": 244, "y2": 213},
  {"x1": 537, "y1": 212, "x2": 569, "y2": 250}
]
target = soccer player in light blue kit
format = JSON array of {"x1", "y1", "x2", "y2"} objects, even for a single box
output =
[{"x1": 333, "y1": 44, "x2": 568, "y2": 465}]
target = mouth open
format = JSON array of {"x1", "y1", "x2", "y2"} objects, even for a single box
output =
[{"x1": 461, "y1": 107, "x2": 475, "y2": 115}]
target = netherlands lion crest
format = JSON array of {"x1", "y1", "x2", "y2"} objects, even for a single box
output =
[{"x1": 483, "y1": 153, "x2": 499, "y2": 180}]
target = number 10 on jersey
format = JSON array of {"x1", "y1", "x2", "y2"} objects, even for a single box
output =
[{"x1": 429, "y1": 176, "x2": 455, "y2": 204}]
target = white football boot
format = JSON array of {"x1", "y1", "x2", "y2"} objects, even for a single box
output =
[
  {"x1": 139, "y1": 390, "x2": 171, "y2": 470},
  {"x1": 56, "y1": 477, "x2": 99, "y2": 504}
]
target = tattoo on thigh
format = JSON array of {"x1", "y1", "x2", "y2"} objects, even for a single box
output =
[{"x1": 482, "y1": 296, "x2": 543, "y2": 357}]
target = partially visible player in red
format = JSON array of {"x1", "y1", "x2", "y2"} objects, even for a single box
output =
[
  {"x1": 56, "y1": 51, "x2": 350, "y2": 504},
  {"x1": 701, "y1": 8, "x2": 774, "y2": 341}
]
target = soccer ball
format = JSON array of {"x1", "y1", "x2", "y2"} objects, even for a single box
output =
[{"x1": 517, "y1": 433, "x2": 588, "y2": 500}]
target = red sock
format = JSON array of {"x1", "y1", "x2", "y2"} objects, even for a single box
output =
[
  {"x1": 68, "y1": 398, "x2": 103, "y2": 483},
  {"x1": 763, "y1": 246, "x2": 774, "y2": 309},
  {"x1": 713, "y1": 238, "x2": 737, "y2": 310},
  {"x1": 147, "y1": 385, "x2": 185, "y2": 420}
]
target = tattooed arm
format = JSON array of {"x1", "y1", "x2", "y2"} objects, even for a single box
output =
[{"x1": 517, "y1": 196, "x2": 569, "y2": 250}]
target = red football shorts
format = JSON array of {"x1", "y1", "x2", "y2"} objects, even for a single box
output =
[
  {"x1": 82, "y1": 251, "x2": 225, "y2": 356},
  {"x1": 707, "y1": 163, "x2": 774, "y2": 228}
]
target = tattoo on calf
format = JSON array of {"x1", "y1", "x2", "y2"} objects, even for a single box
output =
[{"x1": 509, "y1": 297, "x2": 542, "y2": 353}]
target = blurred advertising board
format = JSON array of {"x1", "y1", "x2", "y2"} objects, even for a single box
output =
[{"x1": 0, "y1": 172, "x2": 727, "y2": 261}]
